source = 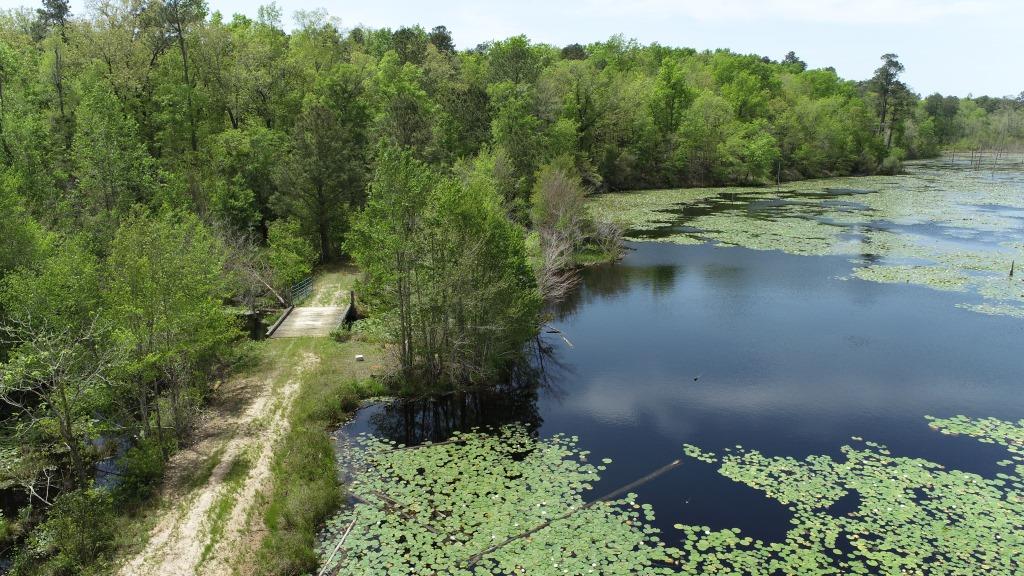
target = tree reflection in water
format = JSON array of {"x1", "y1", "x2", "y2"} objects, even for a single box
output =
[{"x1": 362, "y1": 338, "x2": 570, "y2": 446}]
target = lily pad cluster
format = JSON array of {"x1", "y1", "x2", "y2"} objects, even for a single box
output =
[
  {"x1": 322, "y1": 416, "x2": 1024, "y2": 574},
  {"x1": 677, "y1": 415, "x2": 1024, "y2": 575},
  {"x1": 587, "y1": 160, "x2": 1024, "y2": 319},
  {"x1": 319, "y1": 426, "x2": 677, "y2": 575}
]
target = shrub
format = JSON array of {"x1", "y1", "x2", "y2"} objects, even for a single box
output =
[
  {"x1": 13, "y1": 489, "x2": 114, "y2": 576},
  {"x1": 114, "y1": 436, "x2": 172, "y2": 505},
  {"x1": 880, "y1": 147, "x2": 906, "y2": 175},
  {"x1": 350, "y1": 317, "x2": 392, "y2": 344},
  {"x1": 329, "y1": 326, "x2": 352, "y2": 342}
]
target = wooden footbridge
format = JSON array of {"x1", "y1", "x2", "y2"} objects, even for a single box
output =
[{"x1": 268, "y1": 291, "x2": 356, "y2": 338}]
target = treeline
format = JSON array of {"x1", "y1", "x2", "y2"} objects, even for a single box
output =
[
  {"x1": 863, "y1": 54, "x2": 1024, "y2": 161},
  {"x1": 0, "y1": 5, "x2": 1019, "y2": 264},
  {"x1": 0, "y1": 1, "x2": 1020, "y2": 573}
]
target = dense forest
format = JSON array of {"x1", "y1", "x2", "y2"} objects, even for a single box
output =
[{"x1": 1, "y1": 0, "x2": 1022, "y2": 574}]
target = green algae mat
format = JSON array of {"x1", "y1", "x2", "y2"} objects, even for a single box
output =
[{"x1": 588, "y1": 159, "x2": 1024, "y2": 319}]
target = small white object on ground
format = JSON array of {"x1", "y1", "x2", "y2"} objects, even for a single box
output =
[{"x1": 355, "y1": 354, "x2": 365, "y2": 362}]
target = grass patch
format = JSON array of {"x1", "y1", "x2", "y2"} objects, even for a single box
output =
[
  {"x1": 198, "y1": 451, "x2": 253, "y2": 565},
  {"x1": 307, "y1": 264, "x2": 360, "y2": 306},
  {"x1": 253, "y1": 337, "x2": 385, "y2": 576},
  {"x1": 573, "y1": 244, "x2": 620, "y2": 266}
]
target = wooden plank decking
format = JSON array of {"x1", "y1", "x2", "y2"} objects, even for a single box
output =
[{"x1": 271, "y1": 304, "x2": 348, "y2": 338}]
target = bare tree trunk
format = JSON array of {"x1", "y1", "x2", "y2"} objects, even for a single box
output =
[
  {"x1": 56, "y1": 384, "x2": 87, "y2": 487},
  {"x1": 138, "y1": 378, "x2": 151, "y2": 436}
]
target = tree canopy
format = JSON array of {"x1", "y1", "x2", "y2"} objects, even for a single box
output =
[{"x1": 0, "y1": 2, "x2": 1021, "y2": 572}]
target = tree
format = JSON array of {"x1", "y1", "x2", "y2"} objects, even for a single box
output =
[
  {"x1": 265, "y1": 218, "x2": 316, "y2": 292},
  {"x1": 561, "y1": 43, "x2": 586, "y2": 61},
  {"x1": 487, "y1": 35, "x2": 541, "y2": 85},
  {"x1": 274, "y1": 64, "x2": 369, "y2": 261},
  {"x1": 782, "y1": 50, "x2": 807, "y2": 72},
  {"x1": 532, "y1": 156, "x2": 588, "y2": 249},
  {"x1": 207, "y1": 125, "x2": 288, "y2": 235},
  {"x1": 347, "y1": 147, "x2": 539, "y2": 389},
  {"x1": 716, "y1": 120, "x2": 780, "y2": 184},
  {"x1": 923, "y1": 93, "x2": 961, "y2": 145},
  {"x1": 37, "y1": 0, "x2": 71, "y2": 34},
  {"x1": 870, "y1": 53, "x2": 905, "y2": 146},
  {"x1": 0, "y1": 237, "x2": 106, "y2": 493},
  {"x1": 0, "y1": 189, "x2": 46, "y2": 279},
  {"x1": 0, "y1": 317, "x2": 115, "y2": 490},
  {"x1": 677, "y1": 91, "x2": 735, "y2": 184},
  {"x1": 37, "y1": 0, "x2": 74, "y2": 176},
  {"x1": 428, "y1": 25, "x2": 455, "y2": 54},
  {"x1": 105, "y1": 209, "x2": 235, "y2": 447},
  {"x1": 392, "y1": 26, "x2": 427, "y2": 65},
  {"x1": 370, "y1": 52, "x2": 436, "y2": 155},
  {"x1": 72, "y1": 83, "x2": 155, "y2": 223},
  {"x1": 488, "y1": 81, "x2": 543, "y2": 214},
  {"x1": 651, "y1": 58, "x2": 693, "y2": 136},
  {"x1": 150, "y1": 0, "x2": 207, "y2": 152}
]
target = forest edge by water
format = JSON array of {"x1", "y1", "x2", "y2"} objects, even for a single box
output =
[{"x1": 1, "y1": 1, "x2": 1024, "y2": 574}]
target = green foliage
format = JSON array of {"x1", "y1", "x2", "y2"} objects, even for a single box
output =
[
  {"x1": 12, "y1": 488, "x2": 115, "y2": 576},
  {"x1": 879, "y1": 146, "x2": 906, "y2": 174},
  {"x1": 0, "y1": 187, "x2": 46, "y2": 277},
  {"x1": 488, "y1": 81, "x2": 543, "y2": 213},
  {"x1": 531, "y1": 156, "x2": 589, "y2": 241},
  {"x1": 114, "y1": 436, "x2": 173, "y2": 506},
  {"x1": 265, "y1": 218, "x2": 317, "y2": 291},
  {"x1": 348, "y1": 147, "x2": 540, "y2": 389},
  {"x1": 105, "y1": 208, "x2": 237, "y2": 445},
  {"x1": 715, "y1": 120, "x2": 780, "y2": 184},
  {"x1": 349, "y1": 317, "x2": 393, "y2": 344},
  {"x1": 273, "y1": 62, "x2": 370, "y2": 260},
  {"x1": 207, "y1": 126, "x2": 288, "y2": 233},
  {"x1": 1, "y1": 235, "x2": 99, "y2": 330},
  {"x1": 106, "y1": 209, "x2": 235, "y2": 374},
  {"x1": 72, "y1": 82, "x2": 155, "y2": 226}
]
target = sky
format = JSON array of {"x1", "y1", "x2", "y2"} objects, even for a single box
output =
[{"x1": 2, "y1": 0, "x2": 1020, "y2": 97}]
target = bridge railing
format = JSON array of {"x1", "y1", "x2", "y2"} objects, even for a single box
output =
[{"x1": 289, "y1": 276, "x2": 313, "y2": 304}]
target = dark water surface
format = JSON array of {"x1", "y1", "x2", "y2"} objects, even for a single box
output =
[{"x1": 341, "y1": 189, "x2": 1024, "y2": 544}]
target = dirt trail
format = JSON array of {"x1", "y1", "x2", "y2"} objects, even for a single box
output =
[{"x1": 118, "y1": 346, "x2": 318, "y2": 576}]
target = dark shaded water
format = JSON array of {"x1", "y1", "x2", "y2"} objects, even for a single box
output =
[{"x1": 341, "y1": 204, "x2": 1024, "y2": 543}]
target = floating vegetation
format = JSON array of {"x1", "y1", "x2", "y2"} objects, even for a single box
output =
[
  {"x1": 851, "y1": 264, "x2": 970, "y2": 292},
  {"x1": 956, "y1": 302, "x2": 1024, "y2": 319},
  {"x1": 588, "y1": 162, "x2": 1024, "y2": 318},
  {"x1": 319, "y1": 426, "x2": 678, "y2": 575},
  {"x1": 586, "y1": 188, "x2": 724, "y2": 232},
  {"x1": 678, "y1": 415, "x2": 1024, "y2": 575},
  {"x1": 322, "y1": 416, "x2": 1024, "y2": 574}
]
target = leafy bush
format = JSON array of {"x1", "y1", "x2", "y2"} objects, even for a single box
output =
[
  {"x1": 329, "y1": 325, "x2": 352, "y2": 342},
  {"x1": 266, "y1": 218, "x2": 317, "y2": 290},
  {"x1": 1, "y1": 510, "x2": 23, "y2": 547},
  {"x1": 114, "y1": 436, "x2": 173, "y2": 505},
  {"x1": 350, "y1": 317, "x2": 393, "y2": 344},
  {"x1": 880, "y1": 147, "x2": 906, "y2": 174},
  {"x1": 12, "y1": 489, "x2": 114, "y2": 576}
]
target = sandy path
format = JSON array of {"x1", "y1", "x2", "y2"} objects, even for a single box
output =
[{"x1": 118, "y1": 348, "x2": 318, "y2": 576}]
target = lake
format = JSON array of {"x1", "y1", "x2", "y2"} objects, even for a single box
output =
[{"x1": 334, "y1": 158, "x2": 1024, "y2": 567}]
